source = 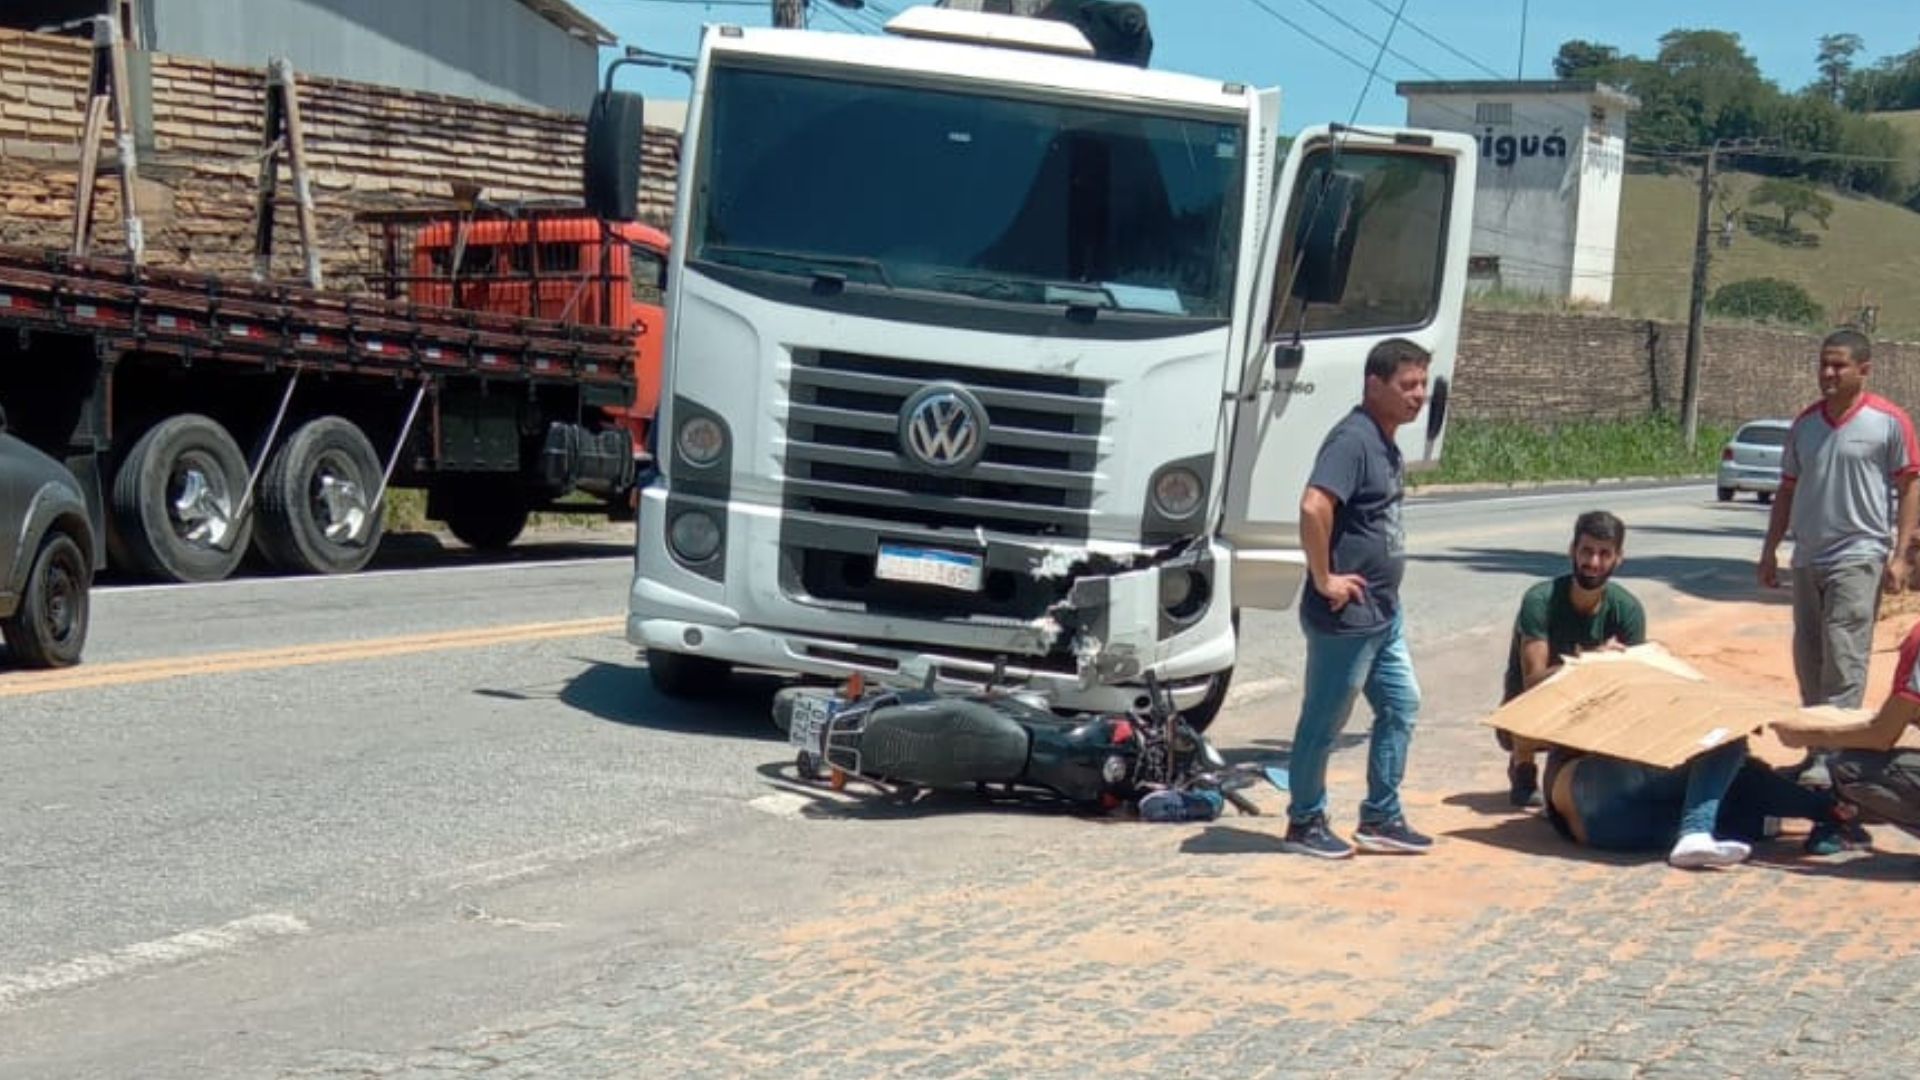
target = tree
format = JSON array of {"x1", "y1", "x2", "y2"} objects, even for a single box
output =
[
  {"x1": 1553, "y1": 40, "x2": 1620, "y2": 80},
  {"x1": 1750, "y1": 179, "x2": 1835, "y2": 231},
  {"x1": 1654, "y1": 29, "x2": 1769, "y2": 144},
  {"x1": 1846, "y1": 39, "x2": 1920, "y2": 111},
  {"x1": 1816, "y1": 33, "x2": 1864, "y2": 103},
  {"x1": 1708, "y1": 278, "x2": 1826, "y2": 326}
]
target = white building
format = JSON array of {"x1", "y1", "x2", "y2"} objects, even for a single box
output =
[{"x1": 1397, "y1": 80, "x2": 1637, "y2": 305}]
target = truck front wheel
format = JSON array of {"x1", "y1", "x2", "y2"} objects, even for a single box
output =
[
  {"x1": 112, "y1": 414, "x2": 253, "y2": 583},
  {"x1": 254, "y1": 417, "x2": 385, "y2": 575},
  {"x1": 1179, "y1": 668, "x2": 1233, "y2": 733},
  {"x1": 435, "y1": 484, "x2": 530, "y2": 552},
  {"x1": 645, "y1": 648, "x2": 732, "y2": 698}
]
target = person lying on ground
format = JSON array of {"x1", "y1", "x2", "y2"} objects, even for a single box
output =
[
  {"x1": 1541, "y1": 738, "x2": 1862, "y2": 870},
  {"x1": 1771, "y1": 618, "x2": 1920, "y2": 832},
  {"x1": 1499, "y1": 511, "x2": 1647, "y2": 808}
]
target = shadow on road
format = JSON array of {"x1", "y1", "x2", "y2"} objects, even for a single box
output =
[
  {"x1": 1180, "y1": 825, "x2": 1288, "y2": 855},
  {"x1": 1629, "y1": 519, "x2": 1769, "y2": 543},
  {"x1": 1214, "y1": 734, "x2": 1378, "y2": 770},
  {"x1": 1413, "y1": 546, "x2": 1785, "y2": 605},
  {"x1": 366, "y1": 531, "x2": 632, "y2": 572},
  {"x1": 1750, "y1": 850, "x2": 1920, "y2": 880},
  {"x1": 1439, "y1": 793, "x2": 1920, "y2": 875},
  {"x1": 545, "y1": 659, "x2": 788, "y2": 742},
  {"x1": 749, "y1": 761, "x2": 1099, "y2": 821},
  {"x1": 93, "y1": 530, "x2": 634, "y2": 587}
]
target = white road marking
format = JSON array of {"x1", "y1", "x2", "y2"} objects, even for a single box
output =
[
  {"x1": 0, "y1": 913, "x2": 309, "y2": 1013},
  {"x1": 1409, "y1": 483, "x2": 1712, "y2": 509},
  {"x1": 425, "y1": 825, "x2": 687, "y2": 893},
  {"x1": 96, "y1": 555, "x2": 631, "y2": 596}
]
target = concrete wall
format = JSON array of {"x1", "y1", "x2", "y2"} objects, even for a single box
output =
[
  {"x1": 1454, "y1": 309, "x2": 1920, "y2": 427},
  {"x1": 147, "y1": 0, "x2": 597, "y2": 115},
  {"x1": 0, "y1": 27, "x2": 677, "y2": 288},
  {"x1": 1570, "y1": 101, "x2": 1628, "y2": 305},
  {"x1": 1406, "y1": 90, "x2": 1630, "y2": 305}
]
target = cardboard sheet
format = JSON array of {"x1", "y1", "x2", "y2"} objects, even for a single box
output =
[{"x1": 1482, "y1": 643, "x2": 1823, "y2": 768}]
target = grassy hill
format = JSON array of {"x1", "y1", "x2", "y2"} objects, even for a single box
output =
[
  {"x1": 1606, "y1": 166, "x2": 1920, "y2": 341},
  {"x1": 1880, "y1": 110, "x2": 1920, "y2": 172}
]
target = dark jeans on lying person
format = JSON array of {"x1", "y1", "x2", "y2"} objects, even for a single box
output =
[
  {"x1": 1549, "y1": 741, "x2": 1836, "y2": 851},
  {"x1": 1830, "y1": 750, "x2": 1920, "y2": 831}
]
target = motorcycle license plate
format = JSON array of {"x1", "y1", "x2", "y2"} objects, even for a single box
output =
[
  {"x1": 876, "y1": 545, "x2": 983, "y2": 592},
  {"x1": 789, "y1": 695, "x2": 837, "y2": 751}
]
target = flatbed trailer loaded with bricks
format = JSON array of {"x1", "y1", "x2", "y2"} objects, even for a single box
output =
[
  {"x1": 0, "y1": 17, "x2": 666, "y2": 583},
  {"x1": 0, "y1": 232, "x2": 647, "y2": 582}
]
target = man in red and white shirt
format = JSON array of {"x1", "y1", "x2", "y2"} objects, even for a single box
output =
[{"x1": 1759, "y1": 330, "x2": 1920, "y2": 724}]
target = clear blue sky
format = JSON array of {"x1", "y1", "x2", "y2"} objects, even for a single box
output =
[{"x1": 577, "y1": 0, "x2": 1919, "y2": 132}]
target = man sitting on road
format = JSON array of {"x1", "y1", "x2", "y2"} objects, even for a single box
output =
[
  {"x1": 1772, "y1": 618, "x2": 1920, "y2": 832},
  {"x1": 1500, "y1": 511, "x2": 1647, "y2": 808}
]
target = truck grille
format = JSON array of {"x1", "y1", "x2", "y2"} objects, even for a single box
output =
[{"x1": 782, "y1": 349, "x2": 1105, "y2": 539}]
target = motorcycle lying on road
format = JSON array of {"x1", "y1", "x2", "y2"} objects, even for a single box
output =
[{"x1": 771, "y1": 672, "x2": 1264, "y2": 818}]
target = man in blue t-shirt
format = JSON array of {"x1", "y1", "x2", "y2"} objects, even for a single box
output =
[{"x1": 1283, "y1": 338, "x2": 1431, "y2": 860}]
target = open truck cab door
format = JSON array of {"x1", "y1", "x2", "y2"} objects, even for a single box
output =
[{"x1": 1221, "y1": 124, "x2": 1478, "y2": 609}]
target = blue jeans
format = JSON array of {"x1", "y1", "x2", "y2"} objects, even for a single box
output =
[
  {"x1": 1565, "y1": 741, "x2": 1834, "y2": 850},
  {"x1": 1287, "y1": 613, "x2": 1420, "y2": 825}
]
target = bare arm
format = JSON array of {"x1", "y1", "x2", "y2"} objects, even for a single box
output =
[
  {"x1": 1758, "y1": 477, "x2": 1797, "y2": 589},
  {"x1": 1774, "y1": 697, "x2": 1920, "y2": 752},
  {"x1": 1888, "y1": 472, "x2": 1918, "y2": 593},
  {"x1": 1300, "y1": 486, "x2": 1365, "y2": 610},
  {"x1": 1519, "y1": 638, "x2": 1556, "y2": 691}
]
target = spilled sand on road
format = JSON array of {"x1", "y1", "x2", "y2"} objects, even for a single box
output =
[{"x1": 704, "y1": 598, "x2": 1920, "y2": 1066}]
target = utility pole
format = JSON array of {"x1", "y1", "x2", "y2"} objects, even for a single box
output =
[
  {"x1": 1680, "y1": 142, "x2": 1716, "y2": 452},
  {"x1": 1680, "y1": 137, "x2": 1766, "y2": 451},
  {"x1": 773, "y1": 0, "x2": 805, "y2": 28}
]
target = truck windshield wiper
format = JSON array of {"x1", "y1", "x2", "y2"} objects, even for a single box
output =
[
  {"x1": 928, "y1": 272, "x2": 1115, "y2": 316},
  {"x1": 701, "y1": 245, "x2": 892, "y2": 289}
]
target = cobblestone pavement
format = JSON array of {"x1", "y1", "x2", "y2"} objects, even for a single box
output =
[{"x1": 280, "y1": 600, "x2": 1920, "y2": 1080}]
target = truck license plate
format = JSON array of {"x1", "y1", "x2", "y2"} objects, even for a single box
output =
[
  {"x1": 789, "y1": 695, "x2": 836, "y2": 751},
  {"x1": 875, "y1": 545, "x2": 984, "y2": 592}
]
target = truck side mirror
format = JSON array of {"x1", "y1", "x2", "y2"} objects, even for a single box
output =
[
  {"x1": 583, "y1": 90, "x2": 646, "y2": 223},
  {"x1": 0, "y1": 402, "x2": 8, "y2": 434},
  {"x1": 1289, "y1": 169, "x2": 1364, "y2": 307}
]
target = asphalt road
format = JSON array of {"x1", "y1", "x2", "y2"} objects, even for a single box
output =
[{"x1": 0, "y1": 482, "x2": 1778, "y2": 1078}]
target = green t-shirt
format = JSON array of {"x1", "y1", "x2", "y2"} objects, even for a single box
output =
[{"x1": 1501, "y1": 575, "x2": 1647, "y2": 702}]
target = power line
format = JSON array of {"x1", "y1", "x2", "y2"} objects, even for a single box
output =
[
  {"x1": 1287, "y1": 0, "x2": 1445, "y2": 81},
  {"x1": 1361, "y1": 0, "x2": 1503, "y2": 79},
  {"x1": 1238, "y1": 0, "x2": 1389, "y2": 80},
  {"x1": 1344, "y1": 0, "x2": 1410, "y2": 124}
]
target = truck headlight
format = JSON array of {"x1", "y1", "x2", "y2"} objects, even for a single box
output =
[
  {"x1": 668, "y1": 509, "x2": 723, "y2": 564},
  {"x1": 1151, "y1": 466, "x2": 1204, "y2": 520},
  {"x1": 676, "y1": 416, "x2": 726, "y2": 467}
]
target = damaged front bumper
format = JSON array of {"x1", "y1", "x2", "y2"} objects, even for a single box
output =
[{"x1": 628, "y1": 493, "x2": 1237, "y2": 712}]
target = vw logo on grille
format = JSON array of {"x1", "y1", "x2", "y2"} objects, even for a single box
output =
[{"x1": 899, "y1": 384, "x2": 987, "y2": 472}]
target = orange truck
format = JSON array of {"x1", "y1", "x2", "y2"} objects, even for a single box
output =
[{"x1": 0, "y1": 206, "x2": 670, "y2": 583}]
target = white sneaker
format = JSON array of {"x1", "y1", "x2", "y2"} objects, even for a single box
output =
[{"x1": 1669, "y1": 832, "x2": 1751, "y2": 870}]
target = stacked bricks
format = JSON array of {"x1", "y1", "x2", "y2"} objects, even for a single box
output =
[{"x1": 0, "y1": 27, "x2": 678, "y2": 289}]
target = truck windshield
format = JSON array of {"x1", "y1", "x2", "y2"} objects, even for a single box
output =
[{"x1": 691, "y1": 66, "x2": 1245, "y2": 320}]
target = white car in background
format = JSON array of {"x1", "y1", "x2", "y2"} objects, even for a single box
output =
[{"x1": 1717, "y1": 419, "x2": 1790, "y2": 504}]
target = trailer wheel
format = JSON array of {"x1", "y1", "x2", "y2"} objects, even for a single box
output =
[
  {"x1": 438, "y1": 487, "x2": 530, "y2": 551},
  {"x1": 1, "y1": 529, "x2": 90, "y2": 668},
  {"x1": 254, "y1": 417, "x2": 385, "y2": 575},
  {"x1": 112, "y1": 415, "x2": 253, "y2": 583}
]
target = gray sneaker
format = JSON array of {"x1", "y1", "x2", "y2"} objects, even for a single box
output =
[
  {"x1": 1282, "y1": 814, "x2": 1354, "y2": 860},
  {"x1": 1354, "y1": 817, "x2": 1434, "y2": 854}
]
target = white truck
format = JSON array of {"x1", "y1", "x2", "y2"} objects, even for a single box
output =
[{"x1": 626, "y1": 4, "x2": 1475, "y2": 726}]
